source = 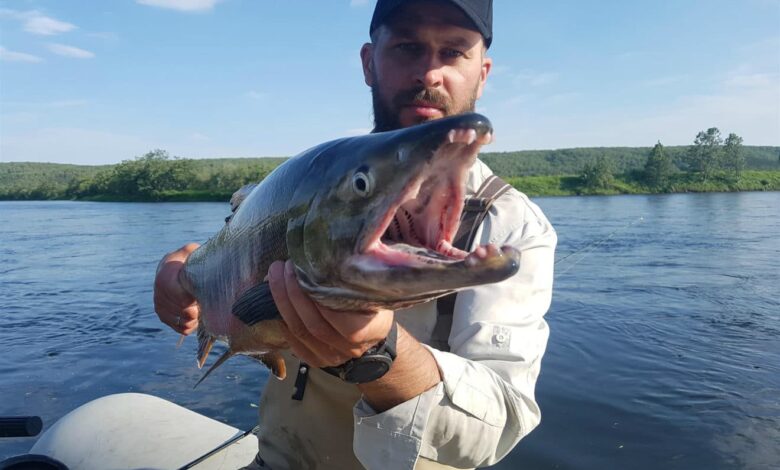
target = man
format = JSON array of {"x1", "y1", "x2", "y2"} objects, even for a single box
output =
[{"x1": 154, "y1": 1, "x2": 556, "y2": 468}]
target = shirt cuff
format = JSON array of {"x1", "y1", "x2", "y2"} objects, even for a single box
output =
[{"x1": 352, "y1": 382, "x2": 443, "y2": 470}]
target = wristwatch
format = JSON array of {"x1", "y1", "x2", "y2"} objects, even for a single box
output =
[{"x1": 322, "y1": 321, "x2": 398, "y2": 384}]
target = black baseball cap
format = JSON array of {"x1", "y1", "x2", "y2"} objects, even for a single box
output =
[{"x1": 370, "y1": 0, "x2": 493, "y2": 48}]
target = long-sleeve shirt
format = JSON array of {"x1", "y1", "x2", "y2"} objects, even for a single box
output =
[{"x1": 255, "y1": 160, "x2": 557, "y2": 470}]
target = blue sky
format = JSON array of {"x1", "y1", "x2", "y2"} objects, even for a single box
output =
[{"x1": 1, "y1": 0, "x2": 778, "y2": 165}]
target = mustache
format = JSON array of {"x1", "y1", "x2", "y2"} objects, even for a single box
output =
[{"x1": 392, "y1": 88, "x2": 451, "y2": 111}]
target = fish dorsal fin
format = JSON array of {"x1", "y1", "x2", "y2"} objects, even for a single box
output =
[
  {"x1": 250, "y1": 352, "x2": 287, "y2": 380},
  {"x1": 229, "y1": 183, "x2": 259, "y2": 213},
  {"x1": 194, "y1": 349, "x2": 233, "y2": 389},
  {"x1": 232, "y1": 282, "x2": 282, "y2": 326}
]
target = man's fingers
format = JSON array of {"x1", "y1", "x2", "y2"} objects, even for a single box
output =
[
  {"x1": 153, "y1": 243, "x2": 202, "y2": 335},
  {"x1": 282, "y1": 326, "x2": 346, "y2": 369},
  {"x1": 181, "y1": 304, "x2": 200, "y2": 322},
  {"x1": 282, "y1": 261, "x2": 356, "y2": 352},
  {"x1": 181, "y1": 318, "x2": 199, "y2": 335},
  {"x1": 269, "y1": 261, "x2": 353, "y2": 366}
]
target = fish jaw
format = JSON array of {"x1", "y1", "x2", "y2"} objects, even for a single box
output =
[{"x1": 337, "y1": 245, "x2": 520, "y2": 307}]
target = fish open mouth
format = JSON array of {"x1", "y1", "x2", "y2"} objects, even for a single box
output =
[
  {"x1": 299, "y1": 113, "x2": 521, "y2": 309},
  {"x1": 358, "y1": 126, "x2": 499, "y2": 269}
]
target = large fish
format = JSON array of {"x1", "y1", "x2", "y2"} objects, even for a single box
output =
[{"x1": 180, "y1": 113, "x2": 521, "y2": 384}]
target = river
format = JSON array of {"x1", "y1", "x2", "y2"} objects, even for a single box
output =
[{"x1": 1, "y1": 192, "x2": 778, "y2": 469}]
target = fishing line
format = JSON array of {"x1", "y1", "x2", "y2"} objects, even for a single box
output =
[
  {"x1": 554, "y1": 216, "x2": 644, "y2": 277},
  {"x1": 176, "y1": 425, "x2": 260, "y2": 470}
]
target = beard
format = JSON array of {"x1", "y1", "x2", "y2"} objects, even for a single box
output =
[{"x1": 370, "y1": 74, "x2": 479, "y2": 132}]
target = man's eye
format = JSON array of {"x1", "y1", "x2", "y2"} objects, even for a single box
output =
[
  {"x1": 396, "y1": 43, "x2": 422, "y2": 54},
  {"x1": 442, "y1": 48, "x2": 464, "y2": 59}
]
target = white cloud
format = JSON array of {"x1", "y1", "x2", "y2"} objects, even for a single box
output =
[
  {"x1": 24, "y1": 15, "x2": 76, "y2": 35},
  {"x1": 136, "y1": 0, "x2": 221, "y2": 12},
  {"x1": 0, "y1": 9, "x2": 77, "y2": 35},
  {"x1": 0, "y1": 46, "x2": 43, "y2": 63},
  {"x1": 189, "y1": 132, "x2": 209, "y2": 141},
  {"x1": 48, "y1": 43, "x2": 95, "y2": 59}
]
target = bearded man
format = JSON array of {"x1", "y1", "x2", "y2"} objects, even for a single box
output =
[{"x1": 154, "y1": 1, "x2": 557, "y2": 468}]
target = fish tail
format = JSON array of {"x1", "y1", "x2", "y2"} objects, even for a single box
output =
[{"x1": 194, "y1": 350, "x2": 233, "y2": 389}]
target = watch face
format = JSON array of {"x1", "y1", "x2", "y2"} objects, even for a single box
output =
[
  {"x1": 321, "y1": 322, "x2": 398, "y2": 383},
  {"x1": 345, "y1": 355, "x2": 393, "y2": 384}
]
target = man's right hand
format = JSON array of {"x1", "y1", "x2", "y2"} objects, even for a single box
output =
[{"x1": 154, "y1": 243, "x2": 201, "y2": 335}]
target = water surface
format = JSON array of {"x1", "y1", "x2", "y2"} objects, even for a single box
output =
[{"x1": 1, "y1": 193, "x2": 778, "y2": 469}]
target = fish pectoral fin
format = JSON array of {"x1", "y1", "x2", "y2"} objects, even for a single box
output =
[
  {"x1": 196, "y1": 322, "x2": 216, "y2": 369},
  {"x1": 249, "y1": 352, "x2": 287, "y2": 380},
  {"x1": 229, "y1": 183, "x2": 258, "y2": 213},
  {"x1": 194, "y1": 350, "x2": 233, "y2": 389},
  {"x1": 232, "y1": 282, "x2": 282, "y2": 326}
]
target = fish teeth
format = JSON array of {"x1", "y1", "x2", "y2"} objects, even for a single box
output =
[
  {"x1": 447, "y1": 128, "x2": 479, "y2": 145},
  {"x1": 466, "y1": 129, "x2": 477, "y2": 145}
]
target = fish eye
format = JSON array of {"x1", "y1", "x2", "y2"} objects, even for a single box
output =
[{"x1": 352, "y1": 171, "x2": 372, "y2": 197}]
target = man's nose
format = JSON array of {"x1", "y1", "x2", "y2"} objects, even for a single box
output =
[{"x1": 414, "y1": 56, "x2": 444, "y2": 88}]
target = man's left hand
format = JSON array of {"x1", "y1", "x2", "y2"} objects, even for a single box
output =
[{"x1": 267, "y1": 260, "x2": 394, "y2": 368}]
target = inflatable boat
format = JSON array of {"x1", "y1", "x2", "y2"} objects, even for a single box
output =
[{"x1": 0, "y1": 393, "x2": 258, "y2": 470}]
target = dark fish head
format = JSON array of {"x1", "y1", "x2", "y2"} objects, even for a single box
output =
[{"x1": 290, "y1": 113, "x2": 521, "y2": 310}]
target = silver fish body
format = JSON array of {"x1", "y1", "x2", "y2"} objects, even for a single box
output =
[{"x1": 180, "y1": 113, "x2": 521, "y2": 382}]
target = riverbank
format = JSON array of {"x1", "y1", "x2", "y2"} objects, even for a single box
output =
[{"x1": 2, "y1": 170, "x2": 777, "y2": 202}]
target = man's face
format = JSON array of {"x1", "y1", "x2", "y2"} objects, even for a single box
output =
[{"x1": 361, "y1": 0, "x2": 492, "y2": 132}]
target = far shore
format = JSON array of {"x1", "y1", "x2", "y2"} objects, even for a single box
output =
[{"x1": 2, "y1": 171, "x2": 778, "y2": 202}]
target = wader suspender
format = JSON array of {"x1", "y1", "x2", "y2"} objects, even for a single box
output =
[
  {"x1": 292, "y1": 175, "x2": 512, "y2": 400},
  {"x1": 430, "y1": 175, "x2": 512, "y2": 352}
]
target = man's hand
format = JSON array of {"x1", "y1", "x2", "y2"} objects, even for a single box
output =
[
  {"x1": 267, "y1": 260, "x2": 393, "y2": 368},
  {"x1": 153, "y1": 243, "x2": 201, "y2": 335},
  {"x1": 267, "y1": 260, "x2": 441, "y2": 412}
]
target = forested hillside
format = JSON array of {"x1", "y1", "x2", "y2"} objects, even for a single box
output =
[
  {"x1": 2, "y1": 145, "x2": 778, "y2": 201},
  {"x1": 480, "y1": 145, "x2": 780, "y2": 177}
]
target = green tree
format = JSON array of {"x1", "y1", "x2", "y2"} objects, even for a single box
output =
[
  {"x1": 77, "y1": 149, "x2": 195, "y2": 199},
  {"x1": 686, "y1": 127, "x2": 722, "y2": 180},
  {"x1": 723, "y1": 133, "x2": 745, "y2": 179},
  {"x1": 643, "y1": 141, "x2": 674, "y2": 189},
  {"x1": 580, "y1": 155, "x2": 613, "y2": 190}
]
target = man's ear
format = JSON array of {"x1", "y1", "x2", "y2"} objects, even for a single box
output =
[
  {"x1": 360, "y1": 43, "x2": 374, "y2": 87},
  {"x1": 475, "y1": 55, "x2": 492, "y2": 100}
]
